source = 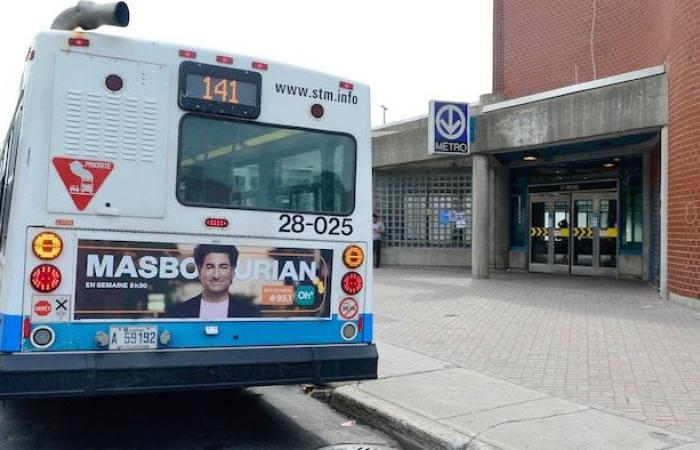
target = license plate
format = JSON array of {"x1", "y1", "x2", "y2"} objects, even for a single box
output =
[{"x1": 109, "y1": 326, "x2": 158, "y2": 350}]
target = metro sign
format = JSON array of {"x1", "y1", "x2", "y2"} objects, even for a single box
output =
[
  {"x1": 428, "y1": 101, "x2": 470, "y2": 155},
  {"x1": 52, "y1": 157, "x2": 115, "y2": 210}
]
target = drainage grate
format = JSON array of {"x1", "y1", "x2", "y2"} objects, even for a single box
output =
[{"x1": 317, "y1": 445, "x2": 397, "y2": 450}]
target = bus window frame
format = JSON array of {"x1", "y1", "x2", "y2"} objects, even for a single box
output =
[
  {"x1": 0, "y1": 93, "x2": 23, "y2": 252},
  {"x1": 175, "y1": 113, "x2": 358, "y2": 217}
]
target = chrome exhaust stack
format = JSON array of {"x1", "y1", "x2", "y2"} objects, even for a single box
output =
[{"x1": 51, "y1": 1, "x2": 129, "y2": 31}]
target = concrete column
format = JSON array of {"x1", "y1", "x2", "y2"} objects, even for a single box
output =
[
  {"x1": 643, "y1": 151, "x2": 650, "y2": 281},
  {"x1": 472, "y1": 154, "x2": 490, "y2": 278},
  {"x1": 660, "y1": 126, "x2": 668, "y2": 299},
  {"x1": 488, "y1": 166, "x2": 495, "y2": 269},
  {"x1": 494, "y1": 165, "x2": 510, "y2": 270}
]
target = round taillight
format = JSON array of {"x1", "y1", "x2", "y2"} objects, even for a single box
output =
[
  {"x1": 341, "y1": 322, "x2": 358, "y2": 341},
  {"x1": 30, "y1": 326, "x2": 55, "y2": 349},
  {"x1": 30, "y1": 264, "x2": 62, "y2": 293},
  {"x1": 32, "y1": 232, "x2": 63, "y2": 260},
  {"x1": 105, "y1": 74, "x2": 124, "y2": 92},
  {"x1": 310, "y1": 103, "x2": 324, "y2": 119},
  {"x1": 343, "y1": 245, "x2": 364, "y2": 269},
  {"x1": 341, "y1": 272, "x2": 363, "y2": 295}
]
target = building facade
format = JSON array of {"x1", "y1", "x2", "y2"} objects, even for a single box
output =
[{"x1": 373, "y1": 1, "x2": 700, "y2": 303}]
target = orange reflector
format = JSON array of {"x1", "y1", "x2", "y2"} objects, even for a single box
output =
[
  {"x1": 343, "y1": 245, "x2": 364, "y2": 268},
  {"x1": 55, "y1": 219, "x2": 74, "y2": 227},
  {"x1": 32, "y1": 232, "x2": 63, "y2": 260},
  {"x1": 341, "y1": 272, "x2": 363, "y2": 295},
  {"x1": 31, "y1": 264, "x2": 62, "y2": 293}
]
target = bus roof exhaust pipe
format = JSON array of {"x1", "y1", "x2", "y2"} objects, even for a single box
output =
[{"x1": 51, "y1": 1, "x2": 129, "y2": 31}]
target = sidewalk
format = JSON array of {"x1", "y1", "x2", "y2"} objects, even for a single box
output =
[
  {"x1": 323, "y1": 341, "x2": 699, "y2": 449},
  {"x1": 321, "y1": 268, "x2": 700, "y2": 449}
]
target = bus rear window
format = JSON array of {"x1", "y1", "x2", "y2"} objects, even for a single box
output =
[{"x1": 177, "y1": 115, "x2": 356, "y2": 215}]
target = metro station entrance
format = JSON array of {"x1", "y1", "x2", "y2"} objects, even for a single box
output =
[{"x1": 528, "y1": 181, "x2": 618, "y2": 276}]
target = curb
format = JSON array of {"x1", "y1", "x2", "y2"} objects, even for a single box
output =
[{"x1": 314, "y1": 385, "x2": 499, "y2": 450}]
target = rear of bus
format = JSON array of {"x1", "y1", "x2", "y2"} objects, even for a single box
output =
[{"x1": 0, "y1": 29, "x2": 376, "y2": 396}]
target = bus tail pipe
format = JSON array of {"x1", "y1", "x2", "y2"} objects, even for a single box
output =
[{"x1": 51, "y1": 1, "x2": 129, "y2": 31}]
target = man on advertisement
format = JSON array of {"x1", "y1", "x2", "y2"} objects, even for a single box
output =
[{"x1": 165, "y1": 244, "x2": 262, "y2": 318}]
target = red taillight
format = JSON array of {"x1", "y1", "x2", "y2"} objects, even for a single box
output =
[
  {"x1": 341, "y1": 272, "x2": 363, "y2": 295},
  {"x1": 205, "y1": 217, "x2": 229, "y2": 228},
  {"x1": 339, "y1": 81, "x2": 354, "y2": 90},
  {"x1": 252, "y1": 61, "x2": 268, "y2": 71},
  {"x1": 68, "y1": 38, "x2": 90, "y2": 47},
  {"x1": 23, "y1": 318, "x2": 31, "y2": 339},
  {"x1": 30, "y1": 264, "x2": 62, "y2": 293},
  {"x1": 357, "y1": 315, "x2": 364, "y2": 332},
  {"x1": 310, "y1": 103, "x2": 324, "y2": 119},
  {"x1": 179, "y1": 49, "x2": 197, "y2": 59},
  {"x1": 217, "y1": 55, "x2": 234, "y2": 64}
]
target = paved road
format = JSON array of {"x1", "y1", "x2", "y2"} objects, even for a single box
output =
[
  {"x1": 0, "y1": 386, "x2": 397, "y2": 449},
  {"x1": 373, "y1": 268, "x2": 700, "y2": 438}
]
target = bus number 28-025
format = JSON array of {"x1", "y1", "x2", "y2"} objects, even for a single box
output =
[{"x1": 279, "y1": 214, "x2": 353, "y2": 236}]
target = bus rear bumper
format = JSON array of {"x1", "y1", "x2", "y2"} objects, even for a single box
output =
[{"x1": 0, "y1": 344, "x2": 378, "y2": 398}]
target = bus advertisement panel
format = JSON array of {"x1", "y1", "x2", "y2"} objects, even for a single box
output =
[{"x1": 73, "y1": 240, "x2": 332, "y2": 320}]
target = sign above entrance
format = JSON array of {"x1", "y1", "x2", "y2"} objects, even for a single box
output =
[
  {"x1": 428, "y1": 101, "x2": 470, "y2": 155},
  {"x1": 528, "y1": 180, "x2": 617, "y2": 194}
]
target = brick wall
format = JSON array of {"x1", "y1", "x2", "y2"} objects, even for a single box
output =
[
  {"x1": 494, "y1": 1, "x2": 700, "y2": 298},
  {"x1": 667, "y1": 1, "x2": 700, "y2": 298},
  {"x1": 494, "y1": 0, "x2": 669, "y2": 99}
]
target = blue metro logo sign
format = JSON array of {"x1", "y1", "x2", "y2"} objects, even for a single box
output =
[{"x1": 428, "y1": 101, "x2": 470, "y2": 155}]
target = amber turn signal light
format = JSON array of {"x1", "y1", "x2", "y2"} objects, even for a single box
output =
[
  {"x1": 343, "y1": 245, "x2": 364, "y2": 269},
  {"x1": 32, "y1": 232, "x2": 63, "y2": 260}
]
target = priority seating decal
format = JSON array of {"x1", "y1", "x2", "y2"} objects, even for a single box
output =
[{"x1": 52, "y1": 157, "x2": 114, "y2": 211}]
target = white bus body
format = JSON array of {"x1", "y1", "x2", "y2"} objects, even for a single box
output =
[{"x1": 0, "y1": 27, "x2": 375, "y2": 396}]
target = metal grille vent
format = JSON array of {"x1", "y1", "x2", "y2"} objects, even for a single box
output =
[{"x1": 63, "y1": 90, "x2": 158, "y2": 162}]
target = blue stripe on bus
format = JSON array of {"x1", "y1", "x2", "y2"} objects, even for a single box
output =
[
  {"x1": 22, "y1": 314, "x2": 374, "y2": 352},
  {"x1": 0, "y1": 314, "x2": 22, "y2": 352},
  {"x1": 362, "y1": 313, "x2": 373, "y2": 343}
]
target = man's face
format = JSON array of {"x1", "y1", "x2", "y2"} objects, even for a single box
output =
[{"x1": 199, "y1": 252, "x2": 234, "y2": 297}]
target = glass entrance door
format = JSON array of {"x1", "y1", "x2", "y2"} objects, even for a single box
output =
[
  {"x1": 529, "y1": 191, "x2": 618, "y2": 276},
  {"x1": 529, "y1": 193, "x2": 570, "y2": 274},
  {"x1": 571, "y1": 192, "x2": 618, "y2": 276}
]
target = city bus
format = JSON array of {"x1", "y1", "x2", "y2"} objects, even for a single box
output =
[{"x1": 0, "y1": 1, "x2": 376, "y2": 396}]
